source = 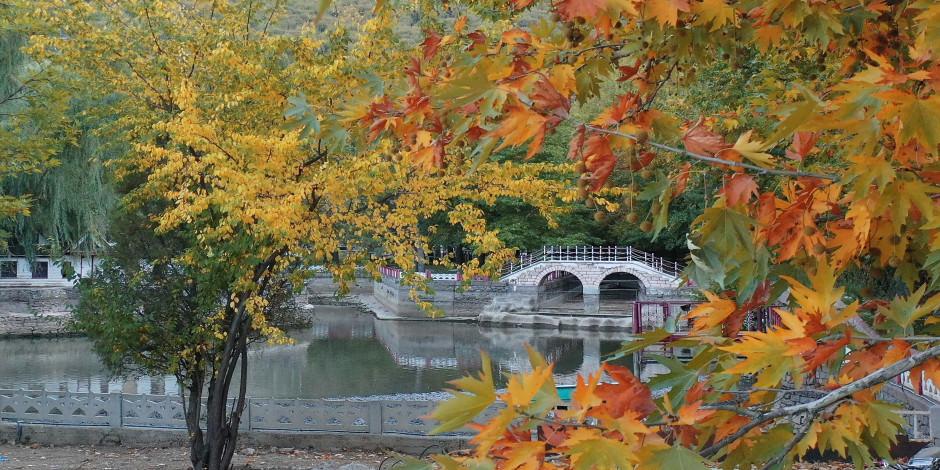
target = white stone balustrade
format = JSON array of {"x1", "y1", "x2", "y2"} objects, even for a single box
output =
[{"x1": 0, "y1": 389, "x2": 499, "y2": 437}]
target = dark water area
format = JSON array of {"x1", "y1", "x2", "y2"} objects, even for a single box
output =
[{"x1": 0, "y1": 306, "x2": 648, "y2": 399}]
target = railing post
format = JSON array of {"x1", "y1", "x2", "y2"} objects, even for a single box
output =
[
  {"x1": 369, "y1": 402, "x2": 383, "y2": 435},
  {"x1": 247, "y1": 398, "x2": 252, "y2": 431},
  {"x1": 108, "y1": 392, "x2": 122, "y2": 428},
  {"x1": 931, "y1": 405, "x2": 940, "y2": 445}
]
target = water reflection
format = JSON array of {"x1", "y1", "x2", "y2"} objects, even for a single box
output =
[{"x1": 0, "y1": 306, "x2": 657, "y2": 398}]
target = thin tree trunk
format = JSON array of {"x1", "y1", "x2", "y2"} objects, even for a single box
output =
[
  {"x1": 184, "y1": 369, "x2": 208, "y2": 469},
  {"x1": 204, "y1": 300, "x2": 253, "y2": 470},
  {"x1": 220, "y1": 333, "x2": 249, "y2": 470}
]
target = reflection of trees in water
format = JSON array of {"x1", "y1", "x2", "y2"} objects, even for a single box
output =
[
  {"x1": 299, "y1": 338, "x2": 461, "y2": 397},
  {"x1": 0, "y1": 308, "x2": 641, "y2": 397},
  {"x1": 0, "y1": 337, "x2": 109, "y2": 389}
]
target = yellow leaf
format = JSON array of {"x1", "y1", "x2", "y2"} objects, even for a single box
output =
[
  {"x1": 430, "y1": 353, "x2": 496, "y2": 434},
  {"x1": 780, "y1": 262, "x2": 844, "y2": 321},
  {"x1": 692, "y1": 0, "x2": 738, "y2": 31},
  {"x1": 644, "y1": 0, "x2": 690, "y2": 27},
  {"x1": 686, "y1": 291, "x2": 737, "y2": 333},
  {"x1": 727, "y1": 130, "x2": 774, "y2": 167},
  {"x1": 563, "y1": 428, "x2": 638, "y2": 469},
  {"x1": 720, "y1": 311, "x2": 809, "y2": 387},
  {"x1": 503, "y1": 441, "x2": 546, "y2": 470},
  {"x1": 754, "y1": 25, "x2": 784, "y2": 52}
]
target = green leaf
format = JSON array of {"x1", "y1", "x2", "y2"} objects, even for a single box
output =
[
  {"x1": 638, "y1": 445, "x2": 709, "y2": 470},
  {"x1": 284, "y1": 93, "x2": 320, "y2": 138},
  {"x1": 898, "y1": 95, "x2": 940, "y2": 149},
  {"x1": 647, "y1": 355, "x2": 697, "y2": 404},
  {"x1": 878, "y1": 284, "x2": 940, "y2": 329},
  {"x1": 612, "y1": 328, "x2": 673, "y2": 359},
  {"x1": 575, "y1": 57, "x2": 614, "y2": 104},
  {"x1": 566, "y1": 435, "x2": 635, "y2": 470},
  {"x1": 722, "y1": 424, "x2": 792, "y2": 468},
  {"x1": 764, "y1": 86, "x2": 820, "y2": 145},
  {"x1": 434, "y1": 66, "x2": 497, "y2": 109}
]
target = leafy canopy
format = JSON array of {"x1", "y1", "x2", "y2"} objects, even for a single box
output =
[{"x1": 338, "y1": 0, "x2": 940, "y2": 468}]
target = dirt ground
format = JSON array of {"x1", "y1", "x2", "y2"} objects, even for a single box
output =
[
  {"x1": 0, "y1": 444, "x2": 391, "y2": 469},
  {"x1": 0, "y1": 444, "x2": 897, "y2": 469}
]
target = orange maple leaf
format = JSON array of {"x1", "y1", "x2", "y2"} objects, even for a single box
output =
[
  {"x1": 687, "y1": 291, "x2": 737, "y2": 334},
  {"x1": 595, "y1": 364, "x2": 654, "y2": 419},
  {"x1": 644, "y1": 0, "x2": 691, "y2": 26},
  {"x1": 580, "y1": 134, "x2": 617, "y2": 191},
  {"x1": 490, "y1": 104, "x2": 549, "y2": 158},
  {"x1": 720, "y1": 173, "x2": 759, "y2": 206},
  {"x1": 682, "y1": 120, "x2": 726, "y2": 155},
  {"x1": 592, "y1": 93, "x2": 640, "y2": 126},
  {"x1": 674, "y1": 163, "x2": 692, "y2": 195},
  {"x1": 421, "y1": 30, "x2": 442, "y2": 61},
  {"x1": 786, "y1": 131, "x2": 817, "y2": 161},
  {"x1": 555, "y1": 0, "x2": 608, "y2": 20}
]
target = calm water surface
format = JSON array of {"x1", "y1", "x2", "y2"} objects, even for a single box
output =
[{"x1": 0, "y1": 306, "x2": 642, "y2": 398}]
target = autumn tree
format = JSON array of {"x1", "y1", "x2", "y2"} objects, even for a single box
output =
[
  {"x1": 21, "y1": 1, "x2": 563, "y2": 469},
  {"x1": 327, "y1": 0, "x2": 940, "y2": 468}
]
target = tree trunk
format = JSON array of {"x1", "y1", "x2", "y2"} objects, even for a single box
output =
[
  {"x1": 197, "y1": 299, "x2": 253, "y2": 470},
  {"x1": 184, "y1": 370, "x2": 208, "y2": 470},
  {"x1": 188, "y1": 253, "x2": 282, "y2": 469}
]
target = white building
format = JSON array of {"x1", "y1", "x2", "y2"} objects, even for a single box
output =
[{"x1": 0, "y1": 254, "x2": 99, "y2": 288}]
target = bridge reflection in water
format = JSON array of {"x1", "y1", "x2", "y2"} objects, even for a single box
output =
[{"x1": 0, "y1": 306, "x2": 680, "y2": 398}]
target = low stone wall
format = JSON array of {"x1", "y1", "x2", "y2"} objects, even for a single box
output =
[
  {"x1": 0, "y1": 422, "x2": 468, "y2": 454},
  {"x1": 372, "y1": 278, "x2": 511, "y2": 318},
  {"x1": 0, "y1": 287, "x2": 77, "y2": 337},
  {"x1": 0, "y1": 389, "x2": 497, "y2": 452}
]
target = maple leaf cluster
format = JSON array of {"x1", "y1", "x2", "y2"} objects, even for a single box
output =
[{"x1": 345, "y1": 0, "x2": 940, "y2": 468}]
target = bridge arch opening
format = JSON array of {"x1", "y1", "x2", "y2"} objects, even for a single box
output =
[
  {"x1": 599, "y1": 272, "x2": 643, "y2": 303},
  {"x1": 536, "y1": 270, "x2": 584, "y2": 310}
]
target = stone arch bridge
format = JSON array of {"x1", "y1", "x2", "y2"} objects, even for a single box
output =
[{"x1": 500, "y1": 246, "x2": 684, "y2": 296}]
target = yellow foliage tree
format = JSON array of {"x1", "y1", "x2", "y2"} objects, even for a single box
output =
[{"x1": 19, "y1": 1, "x2": 564, "y2": 468}]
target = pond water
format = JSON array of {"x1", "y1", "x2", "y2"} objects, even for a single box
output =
[{"x1": 0, "y1": 306, "x2": 653, "y2": 399}]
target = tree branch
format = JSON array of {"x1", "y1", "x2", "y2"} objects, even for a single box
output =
[
  {"x1": 701, "y1": 343, "x2": 940, "y2": 458},
  {"x1": 583, "y1": 125, "x2": 839, "y2": 181},
  {"x1": 761, "y1": 410, "x2": 817, "y2": 470}
]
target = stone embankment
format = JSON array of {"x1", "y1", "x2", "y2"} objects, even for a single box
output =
[{"x1": 0, "y1": 287, "x2": 76, "y2": 337}]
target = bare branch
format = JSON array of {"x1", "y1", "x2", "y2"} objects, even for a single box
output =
[
  {"x1": 761, "y1": 410, "x2": 818, "y2": 470},
  {"x1": 701, "y1": 343, "x2": 940, "y2": 458}
]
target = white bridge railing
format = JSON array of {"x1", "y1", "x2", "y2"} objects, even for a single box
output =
[{"x1": 502, "y1": 246, "x2": 685, "y2": 278}]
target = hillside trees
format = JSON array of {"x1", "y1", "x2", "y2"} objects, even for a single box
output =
[
  {"x1": 20, "y1": 1, "x2": 563, "y2": 469},
  {"x1": 331, "y1": 0, "x2": 940, "y2": 468}
]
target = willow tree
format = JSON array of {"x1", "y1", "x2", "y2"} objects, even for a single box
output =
[
  {"x1": 0, "y1": 5, "x2": 70, "y2": 248},
  {"x1": 21, "y1": 1, "x2": 563, "y2": 469},
  {"x1": 321, "y1": 0, "x2": 940, "y2": 468}
]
